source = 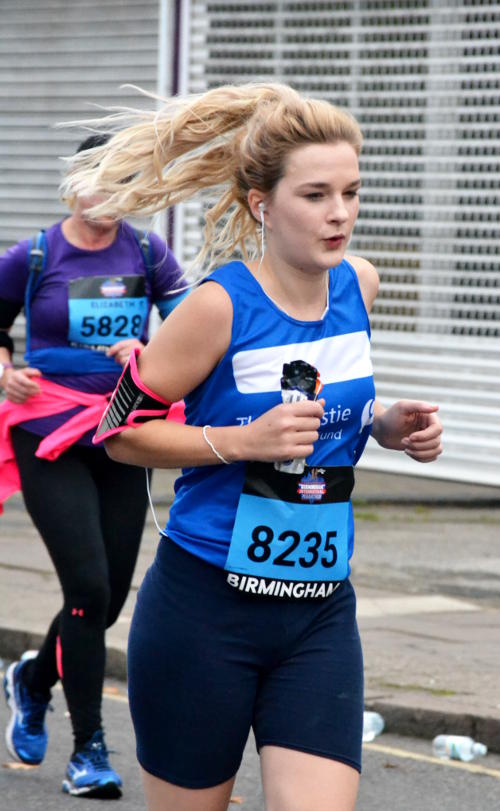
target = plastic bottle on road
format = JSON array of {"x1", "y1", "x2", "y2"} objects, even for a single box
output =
[
  {"x1": 432, "y1": 735, "x2": 487, "y2": 762},
  {"x1": 362, "y1": 711, "x2": 385, "y2": 742}
]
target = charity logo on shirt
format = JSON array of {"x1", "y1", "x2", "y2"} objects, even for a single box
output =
[
  {"x1": 297, "y1": 468, "x2": 327, "y2": 503},
  {"x1": 99, "y1": 278, "x2": 128, "y2": 297}
]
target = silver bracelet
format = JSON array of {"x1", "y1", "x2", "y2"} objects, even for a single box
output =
[{"x1": 202, "y1": 425, "x2": 230, "y2": 465}]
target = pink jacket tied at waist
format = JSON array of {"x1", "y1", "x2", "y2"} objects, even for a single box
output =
[{"x1": 0, "y1": 378, "x2": 184, "y2": 514}]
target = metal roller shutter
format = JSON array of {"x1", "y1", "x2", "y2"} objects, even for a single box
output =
[
  {"x1": 0, "y1": 0, "x2": 165, "y2": 364},
  {"x1": 178, "y1": 0, "x2": 500, "y2": 486}
]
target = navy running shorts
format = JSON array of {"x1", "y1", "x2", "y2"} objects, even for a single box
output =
[{"x1": 127, "y1": 538, "x2": 364, "y2": 789}]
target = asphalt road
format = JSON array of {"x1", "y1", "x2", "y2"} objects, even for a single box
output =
[{"x1": 1, "y1": 672, "x2": 499, "y2": 811}]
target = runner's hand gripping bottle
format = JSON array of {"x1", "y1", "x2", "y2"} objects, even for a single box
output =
[{"x1": 274, "y1": 359, "x2": 323, "y2": 475}]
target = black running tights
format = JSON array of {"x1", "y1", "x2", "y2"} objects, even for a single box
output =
[{"x1": 11, "y1": 427, "x2": 149, "y2": 748}]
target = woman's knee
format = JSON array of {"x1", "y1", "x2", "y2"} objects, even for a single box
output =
[
  {"x1": 62, "y1": 580, "x2": 112, "y2": 625},
  {"x1": 140, "y1": 767, "x2": 234, "y2": 811},
  {"x1": 261, "y1": 747, "x2": 359, "y2": 811},
  {"x1": 105, "y1": 599, "x2": 126, "y2": 629},
  {"x1": 105, "y1": 578, "x2": 135, "y2": 628}
]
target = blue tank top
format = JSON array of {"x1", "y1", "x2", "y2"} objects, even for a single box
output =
[{"x1": 166, "y1": 259, "x2": 376, "y2": 576}]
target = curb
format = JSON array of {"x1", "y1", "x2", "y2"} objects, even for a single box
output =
[
  {"x1": 352, "y1": 498, "x2": 500, "y2": 508},
  {"x1": 149, "y1": 493, "x2": 500, "y2": 509},
  {"x1": 1, "y1": 626, "x2": 499, "y2": 755},
  {"x1": 365, "y1": 700, "x2": 500, "y2": 755},
  {"x1": 0, "y1": 626, "x2": 128, "y2": 683},
  {"x1": 151, "y1": 496, "x2": 500, "y2": 511}
]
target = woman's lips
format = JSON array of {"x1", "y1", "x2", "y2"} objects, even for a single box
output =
[{"x1": 324, "y1": 236, "x2": 344, "y2": 248}]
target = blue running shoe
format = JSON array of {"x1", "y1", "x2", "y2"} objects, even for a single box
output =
[
  {"x1": 62, "y1": 730, "x2": 122, "y2": 798},
  {"x1": 3, "y1": 653, "x2": 50, "y2": 765}
]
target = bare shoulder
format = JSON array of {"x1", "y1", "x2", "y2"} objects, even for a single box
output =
[
  {"x1": 174, "y1": 279, "x2": 233, "y2": 323},
  {"x1": 345, "y1": 254, "x2": 379, "y2": 313},
  {"x1": 345, "y1": 254, "x2": 379, "y2": 287},
  {"x1": 139, "y1": 280, "x2": 233, "y2": 401}
]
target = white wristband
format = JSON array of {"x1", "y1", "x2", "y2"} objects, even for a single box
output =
[{"x1": 202, "y1": 425, "x2": 230, "y2": 465}]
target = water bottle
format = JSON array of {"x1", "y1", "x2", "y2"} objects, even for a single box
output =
[
  {"x1": 362, "y1": 711, "x2": 385, "y2": 742},
  {"x1": 432, "y1": 735, "x2": 487, "y2": 762},
  {"x1": 274, "y1": 360, "x2": 322, "y2": 475}
]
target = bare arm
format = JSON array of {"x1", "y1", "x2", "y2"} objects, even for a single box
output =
[
  {"x1": 371, "y1": 399, "x2": 443, "y2": 463},
  {"x1": 346, "y1": 254, "x2": 379, "y2": 314},
  {"x1": 105, "y1": 281, "x2": 324, "y2": 468},
  {"x1": 346, "y1": 257, "x2": 443, "y2": 464},
  {"x1": 0, "y1": 336, "x2": 41, "y2": 403}
]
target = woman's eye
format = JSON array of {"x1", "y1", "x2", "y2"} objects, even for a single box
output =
[
  {"x1": 305, "y1": 192, "x2": 323, "y2": 200},
  {"x1": 344, "y1": 190, "x2": 359, "y2": 198}
]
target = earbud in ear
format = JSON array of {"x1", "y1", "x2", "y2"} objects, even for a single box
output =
[{"x1": 258, "y1": 201, "x2": 266, "y2": 224}]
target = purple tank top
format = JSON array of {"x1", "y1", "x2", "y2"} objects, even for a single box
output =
[{"x1": 0, "y1": 220, "x2": 185, "y2": 441}]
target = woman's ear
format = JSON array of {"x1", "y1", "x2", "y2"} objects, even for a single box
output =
[{"x1": 247, "y1": 189, "x2": 267, "y2": 223}]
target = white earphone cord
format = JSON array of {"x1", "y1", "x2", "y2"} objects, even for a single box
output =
[
  {"x1": 257, "y1": 203, "x2": 266, "y2": 277},
  {"x1": 145, "y1": 467, "x2": 168, "y2": 537}
]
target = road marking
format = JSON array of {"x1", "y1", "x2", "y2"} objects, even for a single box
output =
[
  {"x1": 0, "y1": 669, "x2": 129, "y2": 706},
  {"x1": 52, "y1": 681, "x2": 130, "y2": 704},
  {"x1": 100, "y1": 691, "x2": 500, "y2": 781},
  {"x1": 365, "y1": 742, "x2": 500, "y2": 779},
  {"x1": 4, "y1": 669, "x2": 498, "y2": 779},
  {"x1": 102, "y1": 689, "x2": 129, "y2": 704},
  {"x1": 357, "y1": 594, "x2": 479, "y2": 618}
]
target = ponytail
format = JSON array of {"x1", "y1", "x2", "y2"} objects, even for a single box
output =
[{"x1": 61, "y1": 83, "x2": 362, "y2": 270}]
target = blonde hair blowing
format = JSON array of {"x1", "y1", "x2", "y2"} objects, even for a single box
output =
[{"x1": 61, "y1": 83, "x2": 362, "y2": 270}]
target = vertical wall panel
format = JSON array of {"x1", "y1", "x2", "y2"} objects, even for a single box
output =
[
  {"x1": 180, "y1": 0, "x2": 500, "y2": 485},
  {"x1": 0, "y1": 0, "x2": 162, "y2": 362}
]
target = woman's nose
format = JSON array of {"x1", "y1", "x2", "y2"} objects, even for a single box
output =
[{"x1": 327, "y1": 195, "x2": 349, "y2": 223}]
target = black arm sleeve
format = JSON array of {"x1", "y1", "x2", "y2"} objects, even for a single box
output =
[
  {"x1": 0, "y1": 330, "x2": 14, "y2": 354},
  {"x1": 0, "y1": 297, "x2": 22, "y2": 330},
  {"x1": 0, "y1": 298, "x2": 22, "y2": 355}
]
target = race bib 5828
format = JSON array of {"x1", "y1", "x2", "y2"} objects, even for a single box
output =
[{"x1": 67, "y1": 275, "x2": 148, "y2": 348}]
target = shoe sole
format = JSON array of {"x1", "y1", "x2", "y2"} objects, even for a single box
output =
[
  {"x1": 62, "y1": 779, "x2": 122, "y2": 799},
  {"x1": 3, "y1": 662, "x2": 43, "y2": 766}
]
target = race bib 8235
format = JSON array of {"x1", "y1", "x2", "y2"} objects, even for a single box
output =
[{"x1": 225, "y1": 463, "x2": 354, "y2": 589}]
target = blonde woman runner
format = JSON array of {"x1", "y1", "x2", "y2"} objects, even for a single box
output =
[
  {"x1": 66, "y1": 83, "x2": 442, "y2": 811},
  {"x1": 0, "y1": 134, "x2": 186, "y2": 799}
]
